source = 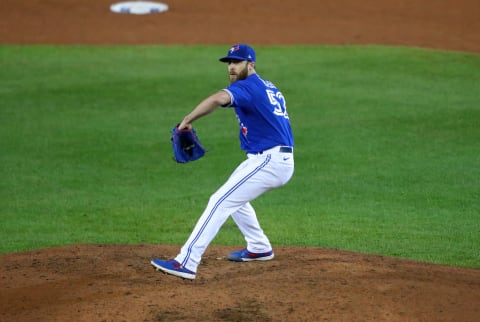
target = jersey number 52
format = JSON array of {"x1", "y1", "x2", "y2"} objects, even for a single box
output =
[{"x1": 266, "y1": 89, "x2": 289, "y2": 119}]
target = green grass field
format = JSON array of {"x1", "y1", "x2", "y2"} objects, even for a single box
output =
[{"x1": 1, "y1": 45, "x2": 479, "y2": 268}]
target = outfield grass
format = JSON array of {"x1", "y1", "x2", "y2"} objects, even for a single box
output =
[{"x1": 1, "y1": 45, "x2": 479, "y2": 268}]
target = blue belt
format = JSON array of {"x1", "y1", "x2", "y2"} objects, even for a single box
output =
[
  {"x1": 253, "y1": 146, "x2": 293, "y2": 155},
  {"x1": 279, "y1": 146, "x2": 293, "y2": 153}
]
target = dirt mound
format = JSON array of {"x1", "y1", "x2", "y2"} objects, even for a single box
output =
[{"x1": 1, "y1": 244, "x2": 479, "y2": 321}]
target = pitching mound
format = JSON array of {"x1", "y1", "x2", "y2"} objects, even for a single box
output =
[{"x1": 1, "y1": 244, "x2": 479, "y2": 321}]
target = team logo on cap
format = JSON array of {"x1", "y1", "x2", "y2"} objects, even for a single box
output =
[{"x1": 230, "y1": 45, "x2": 240, "y2": 53}]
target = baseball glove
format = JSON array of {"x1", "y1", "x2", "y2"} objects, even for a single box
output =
[{"x1": 171, "y1": 124, "x2": 206, "y2": 163}]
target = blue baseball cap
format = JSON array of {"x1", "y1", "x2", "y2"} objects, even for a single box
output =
[{"x1": 219, "y1": 44, "x2": 256, "y2": 63}]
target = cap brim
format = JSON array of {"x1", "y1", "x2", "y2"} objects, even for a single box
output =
[{"x1": 219, "y1": 55, "x2": 249, "y2": 62}]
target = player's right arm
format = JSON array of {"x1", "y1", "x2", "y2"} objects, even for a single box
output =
[{"x1": 178, "y1": 90, "x2": 231, "y2": 130}]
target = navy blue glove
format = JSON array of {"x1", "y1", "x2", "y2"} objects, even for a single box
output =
[{"x1": 171, "y1": 125, "x2": 206, "y2": 163}]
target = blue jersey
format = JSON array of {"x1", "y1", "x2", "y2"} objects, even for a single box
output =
[{"x1": 223, "y1": 74, "x2": 294, "y2": 154}]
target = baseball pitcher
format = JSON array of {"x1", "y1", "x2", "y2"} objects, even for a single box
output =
[{"x1": 151, "y1": 44, "x2": 295, "y2": 279}]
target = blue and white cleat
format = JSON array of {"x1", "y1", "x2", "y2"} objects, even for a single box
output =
[
  {"x1": 227, "y1": 248, "x2": 274, "y2": 262},
  {"x1": 151, "y1": 259, "x2": 196, "y2": 280}
]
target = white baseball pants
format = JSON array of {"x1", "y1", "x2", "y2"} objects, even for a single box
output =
[{"x1": 174, "y1": 146, "x2": 294, "y2": 273}]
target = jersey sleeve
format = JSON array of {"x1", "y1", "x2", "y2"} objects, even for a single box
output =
[
  {"x1": 222, "y1": 82, "x2": 252, "y2": 108},
  {"x1": 221, "y1": 89, "x2": 234, "y2": 107}
]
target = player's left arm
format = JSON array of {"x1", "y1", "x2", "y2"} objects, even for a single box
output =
[{"x1": 178, "y1": 91, "x2": 231, "y2": 130}]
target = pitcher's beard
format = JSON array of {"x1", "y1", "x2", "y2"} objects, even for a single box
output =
[{"x1": 229, "y1": 66, "x2": 249, "y2": 83}]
